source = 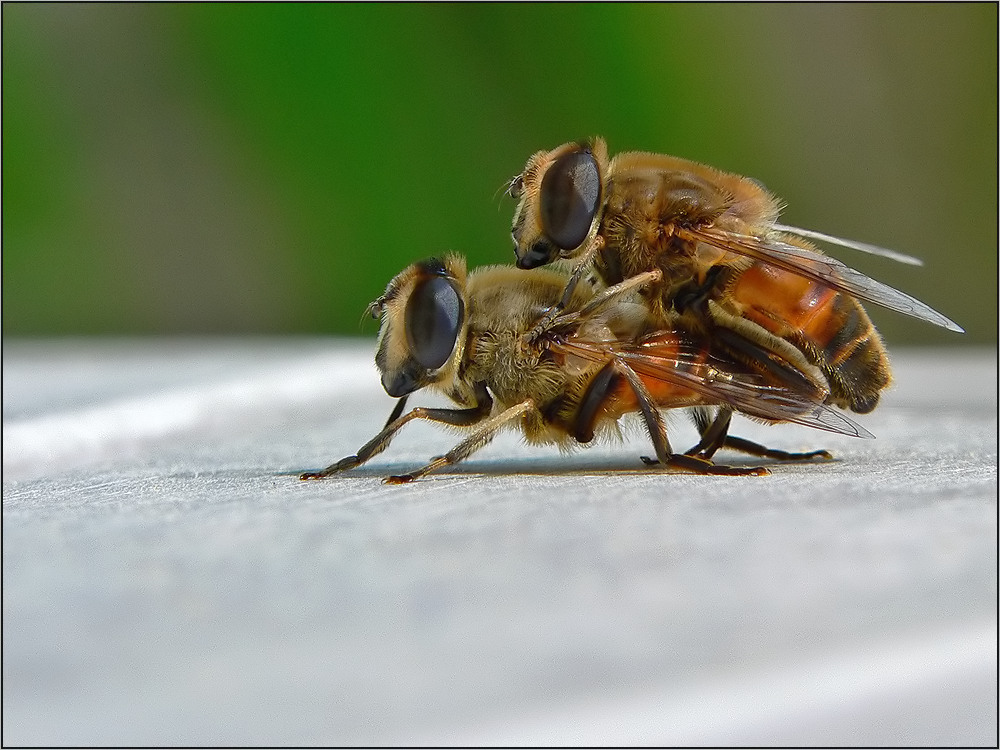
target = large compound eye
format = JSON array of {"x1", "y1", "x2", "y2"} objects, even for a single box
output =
[
  {"x1": 539, "y1": 149, "x2": 600, "y2": 250},
  {"x1": 404, "y1": 276, "x2": 463, "y2": 370}
]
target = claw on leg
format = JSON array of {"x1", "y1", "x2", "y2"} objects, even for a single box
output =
[
  {"x1": 384, "y1": 474, "x2": 416, "y2": 485},
  {"x1": 300, "y1": 454, "x2": 362, "y2": 480}
]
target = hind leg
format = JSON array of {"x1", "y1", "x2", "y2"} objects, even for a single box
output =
[
  {"x1": 716, "y1": 435, "x2": 831, "y2": 461},
  {"x1": 617, "y1": 366, "x2": 768, "y2": 477},
  {"x1": 685, "y1": 407, "x2": 831, "y2": 461}
]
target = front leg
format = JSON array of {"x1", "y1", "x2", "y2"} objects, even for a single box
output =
[
  {"x1": 525, "y1": 236, "x2": 606, "y2": 342},
  {"x1": 300, "y1": 385, "x2": 492, "y2": 479},
  {"x1": 386, "y1": 399, "x2": 538, "y2": 484},
  {"x1": 539, "y1": 269, "x2": 663, "y2": 344}
]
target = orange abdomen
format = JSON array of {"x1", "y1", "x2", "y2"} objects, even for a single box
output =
[
  {"x1": 733, "y1": 262, "x2": 840, "y2": 345},
  {"x1": 571, "y1": 333, "x2": 708, "y2": 442},
  {"x1": 728, "y1": 261, "x2": 891, "y2": 413}
]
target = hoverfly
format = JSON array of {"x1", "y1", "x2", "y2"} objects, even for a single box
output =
[
  {"x1": 301, "y1": 255, "x2": 871, "y2": 483},
  {"x1": 507, "y1": 138, "x2": 963, "y2": 415}
]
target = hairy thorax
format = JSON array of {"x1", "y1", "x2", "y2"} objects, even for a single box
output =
[{"x1": 465, "y1": 330, "x2": 568, "y2": 410}]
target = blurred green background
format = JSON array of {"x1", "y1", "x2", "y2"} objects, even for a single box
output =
[{"x1": 3, "y1": 3, "x2": 996, "y2": 343}]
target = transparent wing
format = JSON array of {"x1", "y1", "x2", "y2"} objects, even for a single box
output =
[
  {"x1": 771, "y1": 223, "x2": 923, "y2": 266},
  {"x1": 553, "y1": 337, "x2": 873, "y2": 439},
  {"x1": 678, "y1": 225, "x2": 964, "y2": 332}
]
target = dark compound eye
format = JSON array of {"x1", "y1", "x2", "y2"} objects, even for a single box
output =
[
  {"x1": 404, "y1": 275, "x2": 463, "y2": 371},
  {"x1": 539, "y1": 149, "x2": 600, "y2": 250}
]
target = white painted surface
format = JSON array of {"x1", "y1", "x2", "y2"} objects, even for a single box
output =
[{"x1": 3, "y1": 340, "x2": 996, "y2": 745}]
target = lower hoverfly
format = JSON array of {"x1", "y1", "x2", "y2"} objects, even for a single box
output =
[
  {"x1": 507, "y1": 138, "x2": 963, "y2": 416},
  {"x1": 300, "y1": 255, "x2": 871, "y2": 483}
]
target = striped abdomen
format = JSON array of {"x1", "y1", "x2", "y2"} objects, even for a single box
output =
[{"x1": 729, "y1": 260, "x2": 891, "y2": 413}]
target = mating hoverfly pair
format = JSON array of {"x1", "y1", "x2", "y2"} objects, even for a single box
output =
[{"x1": 301, "y1": 138, "x2": 962, "y2": 482}]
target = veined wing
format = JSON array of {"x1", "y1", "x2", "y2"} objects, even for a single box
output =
[
  {"x1": 678, "y1": 225, "x2": 964, "y2": 332},
  {"x1": 553, "y1": 337, "x2": 873, "y2": 439}
]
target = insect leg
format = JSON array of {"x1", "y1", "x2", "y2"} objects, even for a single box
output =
[
  {"x1": 525, "y1": 236, "x2": 607, "y2": 341},
  {"x1": 712, "y1": 324, "x2": 827, "y2": 399},
  {"x1": 672, "y1": 265, "x2": 730, "y2": 316},
  {"x1": 684, "y1": 406, "x2": 733, "y2": 459},
  {"x1": 716, "y1": 436, "x2": 832, "y2": 461},
  {"x1": 614, "y1": 359, "x2": 673, "y2": 465},
  {"x1": 684, "y1": 406, "x2": 830, "y2": 461},
  {"x1": 558, "y1": 235, "x2": 607, "y2": 308},
  {"x1": 541, "y1": 268, "x2": 662, "y2": 339},
  {"x1": 382, "y1": 393, "x2": 411, "y2": 426},
  {"x1": 385, "y1": 399, "x2": 537, "y2": 484},
  {"x1": 572, "y1": 269, "x2": 663, "y2": 320},
  {"x1": 616, "y1": 361, "x2": 769, "y2": 477},
  {"x1": 300, "y1": 386, "x2": 493, "y2": 479}
]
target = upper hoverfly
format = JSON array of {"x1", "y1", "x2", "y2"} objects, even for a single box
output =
[
  {"x1": 300, "y1": 255, "x2": 870, "y2": 483},
  {"x1": 507, "y1": 138, "x2": 964, "y2": 418}
]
